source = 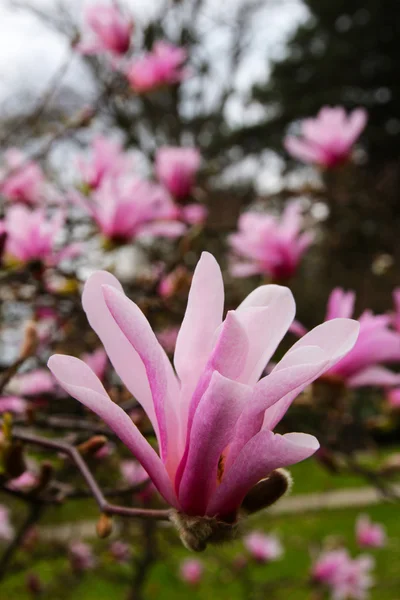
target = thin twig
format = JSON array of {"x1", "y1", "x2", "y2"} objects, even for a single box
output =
[{"x1": 13, "y1": 430, "x2": 170, "y2": 521}]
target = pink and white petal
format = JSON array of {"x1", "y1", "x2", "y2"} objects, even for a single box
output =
[
  {"x1": 289, "y1": 319, "x2": 308, "y2": 337},
  {"x1": 262, "y1": 320, "x2": 359, "y2": 430},
  {"x1": 174, "y1": 312, "x2": 249, "y2": 492},
  {"x1": 284, "y1": 136, "x2": 324, "y2": 164},
  {"x1": 229, "y1": 261, "x2": 262, "y2": 278},
  {"x1": 325, "y1": 288, "x2": 355, "y2": 320},
  {"x1": 48, "y1": 355, "x2": 177, "y2": 507},
  {"x1": 287, "y1": 318, "x2": 360, "y2": 369},
  {"x1": 137, "y1": 221, "x2": 186, "y2": 239},
  {"x1": 235, "y1": 285, "x2": 296, "y2": 384},
  {"x1": 174, "y1": 252, "x2": 224, "y2": 388},
  {"x1": 347, "y1": 366, "x2": 400, "y2": 388},
  {"x1": 82, "y1": 271, "x2": 157, "y2": 432},
  {"x1": 347, "y1": 108, "x2": 368, "y2": 143},
  {"x1": 102, "y1": 285, "x2": 180, "y2": 462},
  {"x1": 226, "y1": 347, "x2": 328, "y2": 470},
  {"x1": 207, "y1": 430, "x2": 319, "y2": 518},
  {"x1": 178, "y1": 372, "x2": 251, "y2": 515}
]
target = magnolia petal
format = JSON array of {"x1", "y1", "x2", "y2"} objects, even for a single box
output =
[
  {"x1": 226, "y1": 347, "x2": 328, "y2": 470},
  {"x1": 82, "y1": 271, "x2": 158, "y2": 435},
  {"x1": 207, "y1": 430, "x2": 319, "y2": 518},
  {"x1": 235, "y1": 285, "x2": 296, "y2": 384},
  {"x1": 263, "y1": 319, "x2": 360, "y2": 430},
  {"x1": 284, "y1": 136, "x2": 324, "y2": 164},
  {"x1": 174, "y1": 312, "x2": 249, "y2": 494},
  {"x1": 102, "y1": 285, "x2": 180, "y2": 462},
  {"x1": 347, "y1": 366, "x2": 400, "y2": 388},
  {"x1": 48, "y1": 355, "x2": 176, "y2": 507},
  {"x1": 174, "y1": 252, "x2": 224, "y2": 388},
  {"x1": 178, "y1": 372, "x2": 251, "y2": 515}
]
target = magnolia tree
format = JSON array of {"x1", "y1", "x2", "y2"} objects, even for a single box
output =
[{"x1": 1, "y1": 1, "x2": 400, "y2": 599}]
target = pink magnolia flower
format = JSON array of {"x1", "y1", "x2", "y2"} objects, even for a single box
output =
[
  {"x1": 7, "y1": 471, "x2": 37, "y2": 491},
  {"x1": 316, "y1": 289, "x2": 400, "y2": 388},
  {"x1": 387, "y1": 387, "x2": 400, "y2": 408},
  {"x1": 78, "y1": 4, "x2": 132, "y2": 56},
  {"x1": 121, "y1": 460, "x2": 155, "y2": 502},
  {"x1": 48, "y1": 252, "x2": 359, "y2": 528},
  {"x1": 110, "y1": 541, "x2": 131, "y2": 563},
  {"x1": 155, "y1": 147, "x2": 201, "y2": 200},
  {"x1": 312, "y1": 548, "x2": 374, "y2": 599},
  {"x1": 69, "y1": 541, "x2": 96, "y2": 572},
  {"x1": 391, "y1": 288, "x2": 400, "y2": 333},
  {"x1": 229, "y1": 201, "x2": 314, "y2": 280},
  {"x1": 312, "y1": 549, "x2": 350, "y2": 585},
  {"x1": 127, "y1": 42, "x2": 187, "y2": 93},
  {"x1": 76, "y1": 136, "x2": 131, "y2": 190},
  {"x1": 356, "y1": 515, "x2": 386, "y2": 549},
  {"x1": 334, "y1": 555, "x2": 375, "y2": 600},
  {"x1": 94, "y1": 442, "x2": 114, "y2": 459},
  {"x1": 244, "y1": 531, "x2": 283, "y2": 562},
  {"x1": 121, "y1": 460, "x2": 149, "y2": 486},
  {"x1": 158, "y1": 266, "x2": 190, "y2": 299},
  {"x1": 180, "y1": 203, "x2": 208, "y2": 226},
  {"x1": 156, "y1": 326, "x2": 180, "y2": 354},
  {"x1": 10, "y1": 369, "x2": 55, "y2": 396},
  {"x1": 0, "y1": 395, "x2": 27, "y2": 414},
  {"x1": 81, "y1": 348, "x2": 108, "y2": 381},
  {"x1": 284, "y1": 106, "x2": 367, "y2": 168},
  {"x1": 179, "y1": 558, "x2": 203, "y2": 585},
  {"x1": 0, "y1": 149, "x2": 45, "y2": 205},
  {"x1": 1, "y1": 206, "x2": 79, "y2": 266},
  {"x1": 78, "y1": 176, "x2": 185, "y2": 242},
  {"x1": 0, "y1": 505, "x2": 14, "y2": 541}
]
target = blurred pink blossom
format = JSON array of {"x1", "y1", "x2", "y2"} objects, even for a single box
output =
[
  {"x1": 69, "y1": 541, "x2": 96, "y2": 572},
  {"x1": 48, "y1": 252, "x2": 359, "y2": 523},
  {"x1": 356, "y1": 515, "x2": 386, "y2": 549},
  {"x1": 82, "y1": 348, "x2": 108, "y2": 381},
  {"x1": 312, "y1": 549, "x2": 350, "y2": 585},
  {"x1": 158, "y1": 266, "x2": 190, "y2": 299},
  {"x1": 78, "y1": 4, "x2": 132, "y2": 56},
  {"x1": 1, "y1": 206, "x2": 80, "y2": 266},
  {"x1": 11, "y1": 369, "x2": 55, "y2": 396},
  {"x1": 312, "y1": 548, "x2": 374, "y2": 599},
  {"x1": 179, "y1": 558, "x2": 203, "y2": 585},
  {"x1": 323, "y1": 289, "x2": 400, "y2": 388},
  {"x1": 336, "y1": 556, "x2": 375, "y2": 600},
  {"x1": 155, "y1": 147, "x2": 201, "y2": 199},
  {"x1": 284, "y1": 106, "x2": 367, "y2": 168},
  {"x1": 0, "y1": 149, "x2": 45, "y2": 205},
  {"x1": 121, "y1": 460, "x2": 149, "y2": 486},
  {"x1": 77, "y1": 136, "x2": 131, "y2": 190},
  {"x1": 94, "y1": 442, "x2": 114, "y2": 459},
  {"x1": 127, "y1": 42, "x2": 187, "y2": 93},
  {"x1": 0, "y1": 395, "x2": 27, "y2": 414},
  {"x1": 7, "y1": 471, "x2": 37, "y2": 491},
  {"x1": 292, "y1": 288, "x2": 400, "y2": 389},
  {"x1": 77, "y1": 177, "x2": 185, "y2": 242},
  {"x1": 243, "y1": 531, "x2": 283, "y2": 563},
  {"x1": 180, "y1": 203, "x2": 208, "y2": 226},
  {"x1": 110, "y1": 541, "x2": 131, "y2": 563},
  {"x1": 156, "y1": 326, "x2": 180, "y2": 354},
  {"x1": 121, "y1": 459, "x2": 155, "y2": 502},
  {"x1": 0, "y1": 505, "x2": 14, "y2": 541},
  {"x1": 387, "y1": 387, "x2": 400, "y2": 408},
  {"x1": 229, "y1": 201, "x2": 314, "y2": 280},
  {"x1": 391, "y1": 288, "x2": 400, "y2": 333}
]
